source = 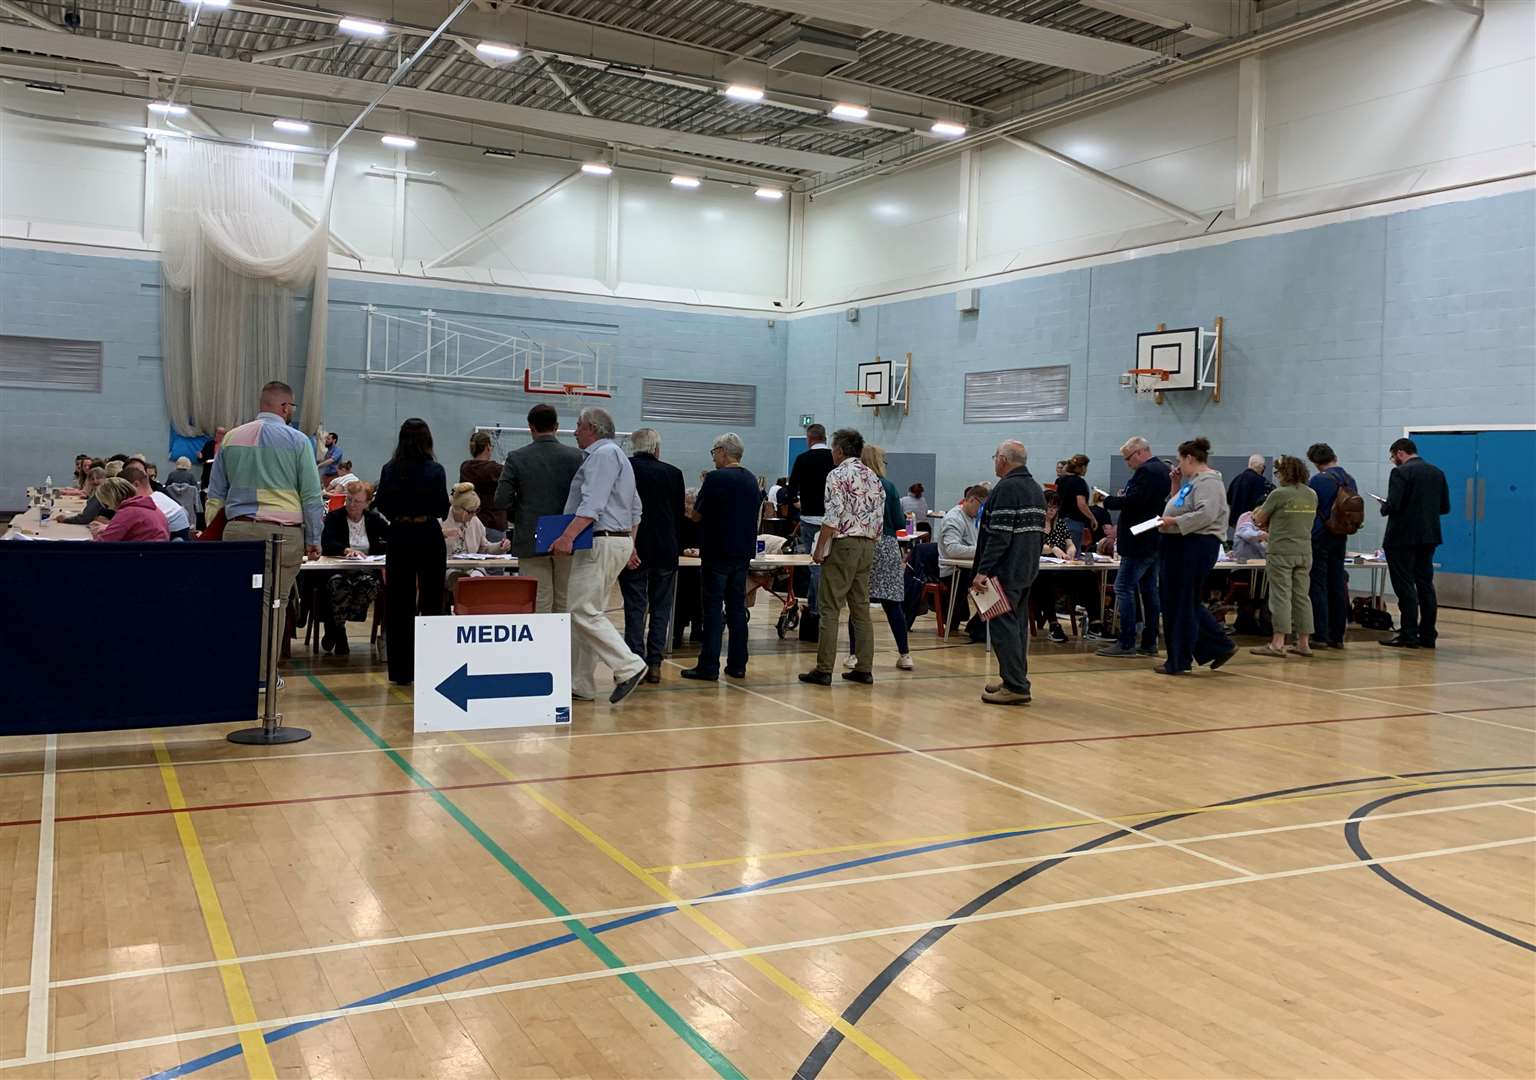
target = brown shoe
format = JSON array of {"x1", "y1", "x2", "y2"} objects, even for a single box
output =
[
  {"x1": 981, "y1": 688, "x2": 1031, "y2": 706},
  {"x1": 644, "y1": 665, "x2": 662, "y2": 684}
]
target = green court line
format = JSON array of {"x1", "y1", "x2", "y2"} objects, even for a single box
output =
[{"x1": 304, "y1": 671, "x2": 748, "y2": 1080}]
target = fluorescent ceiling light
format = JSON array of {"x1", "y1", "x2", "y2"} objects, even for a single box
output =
[
  {"x1": 930, "y1": 120, "x2": 966, "y2": 137},
  {"x1": 475, "y1": 41, "x2": 521, "y2": 60},
  {"x1": 380, "y1": 134, "x2": 416, "y2": 149},
  {"x1": 148, "y1": 101, "x2": 188, "y2": 115},
  {"x1": 724, "y1": 84, "x2": 764, "y2": 102},
  {"x1": 580, "y1": 162, "x2": 613, "y2": 176},
  {"x1": 25, "y1": 82, "x2": 66, "y2": 95},
  {"x1": 482, "y1": 147, "x2": 518, "y2": 159},
  {"x1": 829, "y1": 103, "x2": 868, "y2": 120},
  {"x1": 337, "y1": 17, "x2": 389, "y2": 36},
  {"x1": 754, "y1": 187, "x2": 784, "y2": 200},
  {"x1": 669, "y1": 175, "x2": 701, "y2": 189},
  {"x1": 181, "y1": 0, "x2": 230, "y2": 7},
  {"x1": 273, "y1": 118, "x2": 310, "y2": 133}
]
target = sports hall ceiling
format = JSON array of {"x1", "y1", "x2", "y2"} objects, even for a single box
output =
[{"x1": 0, "y1": 0, "x2": 1402, "y2": 188}]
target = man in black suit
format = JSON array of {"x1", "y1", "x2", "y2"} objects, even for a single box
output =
[
  {"x1": 1379, "y1": 437, "x2": 1450, "y2": 648},
  {"x1": 787, "y1": 423, "x2": 835, "y2": 617},
  {"x1": 1097, "y1": 435, "x2": 1171, "y2": 658},
  {"x1": 494, "y1": 403, "x2": 584, "y2": 614},
  {"x1": 619, "y1": 428, "x2": 686, "y2": 683}
]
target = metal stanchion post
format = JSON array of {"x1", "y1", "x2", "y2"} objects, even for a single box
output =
[{"x1": 229, "y1": 533, "x2": 311, "y2": 745}]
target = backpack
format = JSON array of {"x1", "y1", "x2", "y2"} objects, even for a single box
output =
[{"x1": 1324, "y1": 468, "x2": 1365, "y2": 536}]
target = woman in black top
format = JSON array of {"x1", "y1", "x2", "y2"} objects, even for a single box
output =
[
  {"x1": 1055, "y1": 453, "x2": 1095, "y2": 549},
  {"x1": 375, "y1": 418, "x2": 449, "y2": 684}
]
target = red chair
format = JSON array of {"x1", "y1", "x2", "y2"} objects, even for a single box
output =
[
  {"x1": 326, "y1": 492, "x2": 346, "y2": 512},
  {"x1": 919, "y1": 580, "x2": 948, "y2": 638},
  {"x1": 453, "y1": 576, "x2": 538, "y2": 614}
]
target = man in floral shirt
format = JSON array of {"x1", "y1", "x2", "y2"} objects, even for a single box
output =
[{"x1": 800, "y1": 428, "x2": 885, "y2": 686}]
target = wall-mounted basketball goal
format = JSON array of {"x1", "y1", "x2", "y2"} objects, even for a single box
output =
[
  {"x1": 846, "y1": 353, "x2": 911, "y2": 416},
  {"x1": 1123, "y1": 318, "x2": 1223, "y2": 405}
]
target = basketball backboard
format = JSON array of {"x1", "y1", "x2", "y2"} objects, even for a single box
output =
[
  {"x1": 855, "y1": 359, "x2": 894, "y2": 408},
  {"x1": 1134, "y1": 327, "x2": 1200, "y2": 392}
]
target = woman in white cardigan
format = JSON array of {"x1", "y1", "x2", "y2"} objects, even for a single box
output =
[{"x1": 442, "y1": 483, "x2": 512, "y2": 607}]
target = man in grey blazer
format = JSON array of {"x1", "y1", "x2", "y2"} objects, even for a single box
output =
[{"x1": 494, "y1": 403, "x2": 584, "y2": 614}]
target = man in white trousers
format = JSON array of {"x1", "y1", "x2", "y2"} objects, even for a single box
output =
[{"x1": 549, "y1": 407, "x2": 649, "y2": 705}]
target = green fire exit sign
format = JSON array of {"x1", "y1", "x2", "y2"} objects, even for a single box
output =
[{"x1": 799, "y1": 414, "x2": 814, "y2": 426}]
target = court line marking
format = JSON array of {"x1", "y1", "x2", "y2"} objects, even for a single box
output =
[
  {"x1": 1339, "y1": 676, "x2": 1536, "y2": 692},
  {"x1": 693, "y1": 665, "x2": 1260, "y2": 879},
  {"x1": 644, "y1": 766, "x2": 1536, "y2": 874},
  {"x1": 5, "y1": 833, "x2": 1529, "y2": 1070},
  {"x1": 16, "y1": 704, "x2": 1513, "y2": 832},
  {"x1": 151, "y1": 739, "x2": 277, "y2": 1080},
  {"x1": 1228, "y1": 669, "x2": 1536, "y2": 733},
  {"x1": 300, "y1": 674, "x2": 747, "y2": 1080},
  {"x1": 3, "y1": 787, "x2": 1530, "y2": 1002},
  {"x1": 454, "y1": 735, "x2": 920, "y2": 1080},
  {"x1": 0, "y1": 718, "x2": 828, "y2": 781},
  {"x1": 24, "y1": 734, "x2": 56, "y2": 1060}
]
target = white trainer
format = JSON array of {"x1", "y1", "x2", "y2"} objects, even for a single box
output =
[
  {"x1": 896, "y1": 654, "x2": 914, "y2": 670},
  {"x1": 843, "y1": 653, "x2": 859, "y2": 669}
]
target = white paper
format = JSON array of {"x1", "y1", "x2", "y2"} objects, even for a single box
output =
[
  {"x1": 1367, "y1": 492, "x2": 1385, "y2": 502},
  {"x1": 1129, "y1": 517, "x2": 1162, "y2": 536}
]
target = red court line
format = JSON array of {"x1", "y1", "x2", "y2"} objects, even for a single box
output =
[{"x1": 1, "y1": 703, "x2": 1529, "y2": 830}]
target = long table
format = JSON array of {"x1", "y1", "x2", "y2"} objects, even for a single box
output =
[{"x1": 6, "y1": 504, "x2": 91, "y2": 541}]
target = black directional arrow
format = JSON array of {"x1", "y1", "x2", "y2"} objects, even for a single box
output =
[{"x1": 435, "y1": 664, "x2": 554, "y2": 712}]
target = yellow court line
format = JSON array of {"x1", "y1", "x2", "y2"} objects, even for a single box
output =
[
  {"x1": 450, "y1": 734, "x2": 921, "y2": 1080},
  {"x1": 152, "y1": 740, "x2": 277, "y2": 1080},
  {"x1": 645, "y1": 768, "x2": 1536, "y2": 874}
]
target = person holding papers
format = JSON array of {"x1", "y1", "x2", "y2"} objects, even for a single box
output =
[
  {"x1": 1033, "y1": 491, "x2": 1077, "y2": 644},
  {"x1": 494, "y1": 404, "x2": 584, "y2": 615},
  {"x1": 973, "y1": 440, "x2": 1046, "y2": 706},
  {"x1": 548, "y1": 407, "x2": 649, "y2": 706},
  {"x1": 681, "y1": 432, "x2": 762, "y2": 683},
  {"x1": 1097, "y1": 436, "x2": 1169, "y2": 659},
  {"x1": 317, "y1": 481, "x2": 388, "y2": 655},
  {"x1": 1155, "y1": 437, "x2": 1236, "y2": 676},
  {"x1": 1249, "y1": 455, "x2": 1319, "y2": 658},
  {"x1": 375, "y1": 419, "x2": 450, "y2": 686},
  {"x1": 1378, "y1": 437, "x2": 1450, "y2": 649}
]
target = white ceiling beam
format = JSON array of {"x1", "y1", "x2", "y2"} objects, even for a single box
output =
[
  {"x1": 0, "y1": 0, "x2": 60, "y2": 31},
  {"x1": 1000, "y1": 135, "x2": 1205, "y2": 225},
  {"x1": 424, "y1": 169, "x2": 581, "y2": 269},
  {"x1": 1420, "y1": 0, "x2": 1483, "y2": 14},
  {"x1": 535, "y1": 56, "x2": 593, "y2": 117},
  {"x1": 1077, "y1": 0, "x2": 1236, "y2": 41},
  {"x1": 245, "y1": 36, "x2": 347, "y2": 63},
  {"x1": 413, "y1": 50, "x2": 460, "y2": 91},
  {"x1": 737, "y1": 0, "x2": 1164, "y2": 76},
  {"x1": 0, "y1": 23, "x2": 859, "y2": 172}
]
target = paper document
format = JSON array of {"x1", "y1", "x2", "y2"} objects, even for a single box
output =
[
  {"x1": 1129, "y1": 517, "x2": 1162, "y2": 536},
  {"x1": 966, "y1": 575, "x2": 1014, "y2": 622},
  {"x1": 1367, "y1": 492, "x2": 1386, "y2": 502}
]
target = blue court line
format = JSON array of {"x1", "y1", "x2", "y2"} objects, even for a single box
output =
[{"x1": 149, "y1": 822, "x2": 1086, "y2": 1078}]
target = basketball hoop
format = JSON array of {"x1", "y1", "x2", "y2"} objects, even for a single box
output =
[
  {"x1": 1123, "y1": 367, "x2": 1171, "y2": 395},
  {"x1": 521, "y1": 371, "x2": 613, "y2": 398},
  {"x1": 843, "y1": 389, "x2": 879, "y2": 400}
]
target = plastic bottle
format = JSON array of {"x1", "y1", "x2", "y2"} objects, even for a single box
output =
[{"x1": 905, "y1": 512, "x2": 916, "y2": 537}]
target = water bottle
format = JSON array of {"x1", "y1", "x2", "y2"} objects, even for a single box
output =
[{"x1": 905, "y1": 512, "x2": 916, "y2": 537}]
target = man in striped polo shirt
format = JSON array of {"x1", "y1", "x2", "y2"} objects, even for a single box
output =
[{"x1": 206, "y1": 380, "x2": 324, "y2": 686}]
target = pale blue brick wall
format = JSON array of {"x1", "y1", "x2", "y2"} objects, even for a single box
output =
[{"x1": 782, "y1": 190, "x2": 1535, "y2": 552}]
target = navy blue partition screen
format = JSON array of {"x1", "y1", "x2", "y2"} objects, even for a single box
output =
[{"x1": 0, "y1": 541, "x2": 265, "y2": 735}]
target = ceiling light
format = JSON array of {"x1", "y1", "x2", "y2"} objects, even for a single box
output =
[
  {"x1": 930, "y1": 120, "x2": 966, "y2": 137},
  {"x1": 829, "y1": 103, "x2": 868, "y2": 120},
  {"x1": 669, "y1": 175, "x2": 701, "y2": 189},
  {"x1": 474, "y1": 41, "x2": 521, "y2": 60},
  {"x1": 482, "y1": 147, "x2": 518, "y2": 159},
  {"x1": 724, "y1": 84, "x2": 764, "y2": 102},
  {"x1": 337, "y1": 17, "x2": 389, "y2": 37},
  {"x1": 754, "y1": 187, "x2": 784, "y2": 200},
  {"x1": 273, "y1": 118, "x2": 310, "y2": 133},
  {"x1": 180, "y1": 0, "x2": 230, "y2": 7},
  {"x1": 148, "y1": 101, "x2": 188, "y2": 115},
  {"x1": 24, "y1": 82, "x2": 66, "y2": 95},
  {"x1": 580, "y1": 162, "x2": 613, "y2": 176},
  {"x1": 380, "y1": 134, "x2": 416, "y2": 149}
]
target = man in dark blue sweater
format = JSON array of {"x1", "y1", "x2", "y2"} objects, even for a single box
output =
[
  {"x1": 1097, "y1": 436, "x2": 1171, "y2": 658},
  {"x1": 1306, "y1": 442, "x2": 1357, "y2": 648}
]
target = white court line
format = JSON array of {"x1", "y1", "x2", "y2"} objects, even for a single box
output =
[
  {"x1": 0, "y1": 718, "x2": 827, "y2": 781},
  {"x1": 3, "y1": 786, "x2": 1527, "y2": 1001},
  {"x1": 700, "y1": 666, "x2": 1260, "y2": 879},
  {"x1": 1340, "y1": 676, "x2": 1536, "y2": 692},
  {"x1": 1229, "y1": 669, "x2": 1536, "y2": 734},
  {"x1": 25, "y1": 734, "x2": 57, "y2": 1060},
  {"x1": 3, "y1": 833, "x2": 1530, "y2": 1070}
]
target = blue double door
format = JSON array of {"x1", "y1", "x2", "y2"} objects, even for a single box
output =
[{"x1": 1411, "y1": 430, "x2": 1534, "y2": 616}]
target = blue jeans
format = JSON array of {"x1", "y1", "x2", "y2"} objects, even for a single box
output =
[
  {"x1": 1114, "y1": 553, "x2": 1160, "y2": 651},
  {"x1": 800, "y1": 522, "x2": 823, "y2": 615},
  {"x1": 697, "y1": 556, "x2": 750, "y2": 676},
  {"x1": 619, "y1": 565, "x2": 676, "y2": 667}
]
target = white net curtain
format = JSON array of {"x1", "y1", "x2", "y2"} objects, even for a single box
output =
[{"x1": 158, "y1": 138, "x2": 337, "y2": 437}]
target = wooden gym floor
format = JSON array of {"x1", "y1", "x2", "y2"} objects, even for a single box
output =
[{"x1": 2, "y1": 605, "x2": 1533, "y2": 1080}]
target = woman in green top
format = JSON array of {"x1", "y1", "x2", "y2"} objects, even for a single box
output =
[{"x1": 1249, "y1": 454, "x2": 1319, "y2": 657}]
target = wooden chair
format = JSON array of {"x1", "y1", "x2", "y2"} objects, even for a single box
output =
[
  {"x1": 453, "y1": 575, "x2": 538, "y2": 614},
  {"x1": 919, "y1": 580, "x2": 948, "y2": 638}
]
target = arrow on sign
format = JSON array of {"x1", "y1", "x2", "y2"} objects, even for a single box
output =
[{"x1": 435, "y1": 664, "x2": 555, "y2": 712}]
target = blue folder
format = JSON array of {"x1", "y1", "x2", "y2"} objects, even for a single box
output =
[{"x1": 534, "y1": 514, "x2": 593, "y2": 554}]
